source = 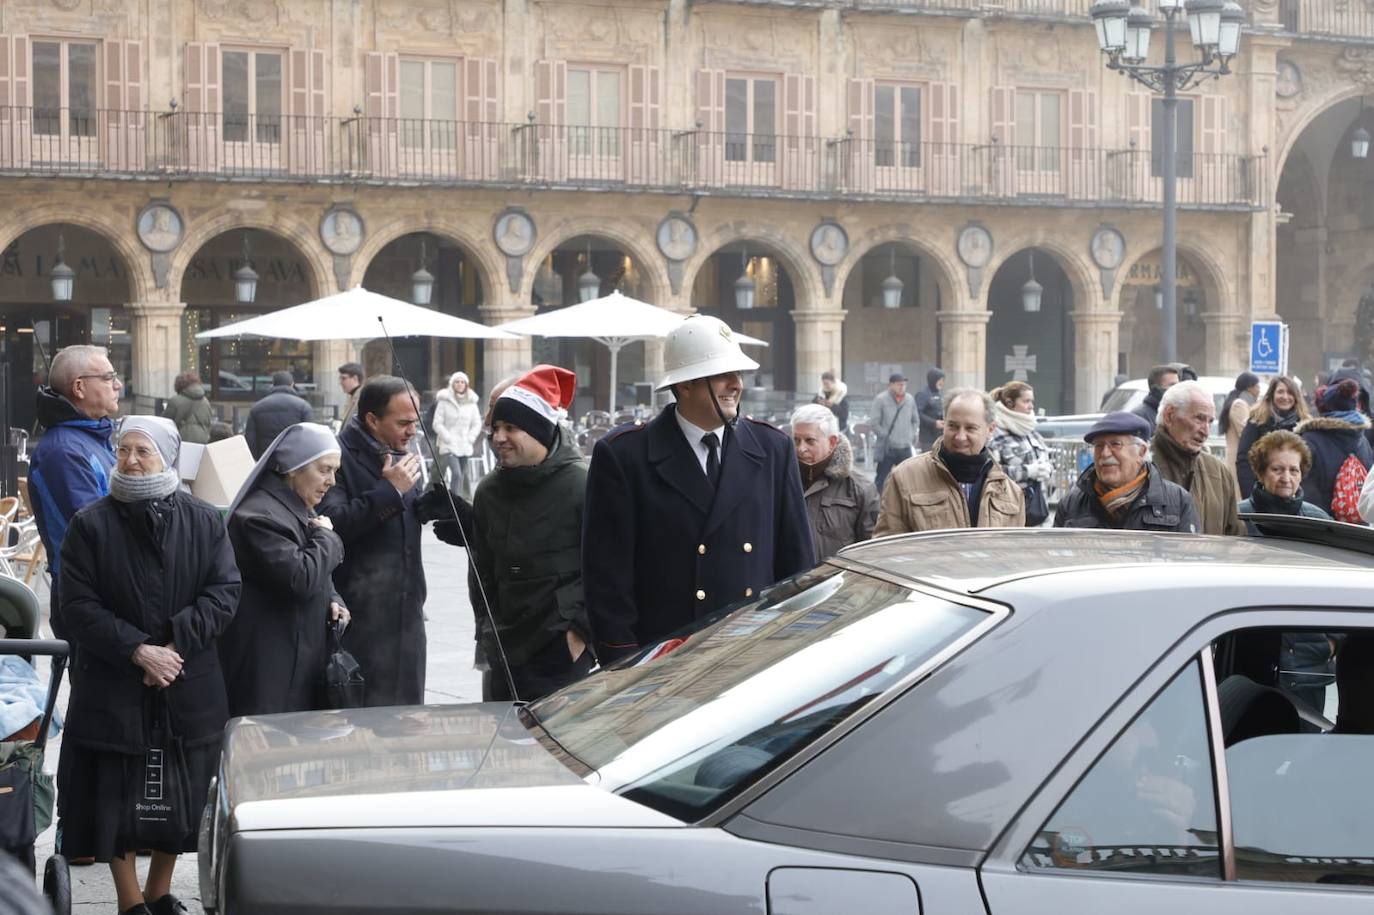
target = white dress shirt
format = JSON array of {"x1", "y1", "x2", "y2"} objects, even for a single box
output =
[{"x1": 675, "y1": 409, "x2": 727, "y2": 478}]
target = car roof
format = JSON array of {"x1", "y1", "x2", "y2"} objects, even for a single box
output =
[
  {"x1": 1117, "y1": 375, "x2": 1242, "y2": 394},
  {"x1": 839, "y1": 527, "x2": 1374, "y2": 597}
]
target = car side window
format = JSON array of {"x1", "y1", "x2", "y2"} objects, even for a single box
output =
[
  {"x1": 1219, "y1": 628, "x2": 1374, "y2": 887},
  {"x1": 1021, "y1": 660, "x2": 1221, "y2": 879}
]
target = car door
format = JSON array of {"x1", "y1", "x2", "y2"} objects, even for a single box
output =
[{"x1": 981, "y1": 607, "x2": 1374, "y2": 914}]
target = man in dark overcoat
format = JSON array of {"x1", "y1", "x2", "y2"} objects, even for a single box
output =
[
  {"x1": 583, "y1": 315, "x2": 816, "y2": 664},
  {"x1": 319, "y1": 375, "x2": 428, "y2": 707}
]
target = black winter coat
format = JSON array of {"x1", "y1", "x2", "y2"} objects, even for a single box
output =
[
  {"x1": 915, "y1": 371, "x2": 945, "y2": 450},
  {"x1": 318, "y1": 420, "x2": 428, "y2": 707},
  {"x1": 1233, "y1": 411, "x2": 1300, "y2": 496},
  {"x1": 1297, "y1": 415, "x2": 1374, "y2": 516},
  {"x1": 244, "y1": 386, "x2": 313, "y2": 458},
  {"x1": 583, "y1": 405, "x2": 816, "y2": 662},
  {"x1": 471, "y1": 430, "x2": 588, "y2": 667},
  {"x1": 59, "y1": 491, "x2": 241, "y2": 752},
  {"x1": 1054, "y1": 463, "x2": 1200, "y2": 532},
  {"x1": 220, "y1": 473, "x2": 345, "y2": 717}
]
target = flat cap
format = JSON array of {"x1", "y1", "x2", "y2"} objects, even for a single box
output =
[{"x1": 1084, "y1": 410, "x2": 1152, "y2": 444}]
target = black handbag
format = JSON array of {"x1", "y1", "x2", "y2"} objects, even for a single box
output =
[
  {"x1": 1023, "y1": 480, "x2": 1050, "y2": 527},
  {"x1": 128, "y1": 694, "x2": 192, "y2": 847},
  {"x1": 324, "y1": 620, "x2": 366, "y2": 709},
  {"x1": 0, "y1": 744, "x2": 37, "y2": 849}
]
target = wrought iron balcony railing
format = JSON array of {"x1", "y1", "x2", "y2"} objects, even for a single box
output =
[
  {"x1": 1276, "y1": 0, "x2": 1374, "y2": 42},
  {"x1": 0, "y1": 108, "x2": 1266, "y2": 210}
]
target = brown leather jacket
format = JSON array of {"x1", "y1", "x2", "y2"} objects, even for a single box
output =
[{"x1": 873, "y1": 442, "x2": 1025, "y2": 535}]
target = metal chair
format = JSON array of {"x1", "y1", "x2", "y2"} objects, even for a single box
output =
[
  {"x1": 0, "y1": 574, "x2": 40, "y2": 639},
  {"x1": 850, "y1": 423, "x2": 875, "y2": 469}
]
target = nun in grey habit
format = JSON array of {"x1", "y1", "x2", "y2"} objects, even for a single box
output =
[{"x1": 219, "y1": 422, "x2": 351, "y2": 716}]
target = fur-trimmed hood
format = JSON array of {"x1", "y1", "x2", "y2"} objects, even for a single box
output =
[
  {"x1": 1297, "y1": 414, "x2": 1371, "y2": 434},
  {"x1": 436, "y1": 383, "x2": 479, "y2": 407},
  {"x1": 823, "y1": 433, "x2": 855, "y2": 479},
  {"x1": 818, "y1": 380, "x2": 848, "y2": 405}
]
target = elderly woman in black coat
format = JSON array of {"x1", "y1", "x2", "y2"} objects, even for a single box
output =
[
  {"x1": 58, "y1": 416, "x2": 240, "y2": 915},
  {"x1": 219, "y1": 422, "x2": 349, "y2": 717}
]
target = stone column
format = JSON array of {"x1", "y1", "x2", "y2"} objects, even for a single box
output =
[
  {"x1": 937, "y1": 310, "x2": 992, "y2": 391},
  {"x1": 1202, "y1": 311, "x2": 1247, "y2": 377},
  {"x1": 127, "y1": 302, "x2": 187, "y2": 402},
  {"x1": 478, "y1": 302, "x2": 536, "y2": 396},
  {"x1": 1069, "y1": 311, "x2": 1122, "y2": 412},
  {"x1": 791, "y1": 308, "x2": 846, "y2": 395}
]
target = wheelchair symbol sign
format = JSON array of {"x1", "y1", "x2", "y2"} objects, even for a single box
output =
[{"x1": 1250, "y1": 321, "x2": 1285, "y2": 374}]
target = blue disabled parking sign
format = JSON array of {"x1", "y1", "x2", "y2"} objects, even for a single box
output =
[{"x1": 1250, "y1": 321, "x2": 1287, "y2": 375}]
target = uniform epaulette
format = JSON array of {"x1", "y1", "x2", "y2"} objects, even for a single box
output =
[
  {"x1": 601, "y1": 419, "x2": 648, "y2": 443},
  {"x1": 743, "y1": 415, "x2": 784, "y2": 435}
]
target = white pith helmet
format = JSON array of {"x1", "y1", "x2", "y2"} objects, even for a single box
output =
[{"x1": 656, "y1": 314, "x2": 760, "y2": 391}]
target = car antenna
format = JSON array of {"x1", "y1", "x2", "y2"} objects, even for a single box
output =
[
  {"x1": 30, "y1": 318, "x2": 52, "y2": 373},
  {"x1": 375, "y1": 315, "x2": 521, "y2": 704}
]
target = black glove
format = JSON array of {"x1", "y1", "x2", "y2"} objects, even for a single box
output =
[{"x1": 414, "y1": 483, "x2": 470, "y2": 525}]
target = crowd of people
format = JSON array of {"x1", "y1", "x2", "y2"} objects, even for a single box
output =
[{"x1": 21, "y1": 327, "x2": 1374, "y2": 915}]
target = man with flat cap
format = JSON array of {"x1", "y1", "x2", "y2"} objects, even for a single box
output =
[
  {"x1": 1054, "y1": 411, "x2": 1200, "y2": 532},
  {"x1": 582, "y1": 315, "x2": 815, "y2": 664}
]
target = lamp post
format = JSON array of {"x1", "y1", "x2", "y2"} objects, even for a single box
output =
[
  {"x1": 233, "y1": 231, "x2": 258, "y2": 305},
  {"x1": 1090, "y1": 0, "x2": 1241, "y2": 364},
  {"x1": 411, "y1": 237, "x2": 435, "y2": 306},
  {"x1": 578, "y1": 241, "x2": 601, "y2": 303},
  {"x1": 1021, "y1": 252, "x2": 1043, "y2": 314},
  {"x1": 734, "y1": 249, "x2": 756, "y2": 310},
  {"x1": 1354, "y1": 99, "x2": 1371, "y2": 160},
  {"x1": 50, "y1": 228, "x2": 75, "y2": 303},
  {"x1": 881, "y1": 246, "x2": 904, "y2": 310}
]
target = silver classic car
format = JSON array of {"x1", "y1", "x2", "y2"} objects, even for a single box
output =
[{"x1": 203, "y1": 522, "x2": 1374, "y2": 914}]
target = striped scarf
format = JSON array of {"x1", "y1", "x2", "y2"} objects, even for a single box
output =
[{"x1": 1094, "y1": 468, "x2": 1149, "y2": 519}]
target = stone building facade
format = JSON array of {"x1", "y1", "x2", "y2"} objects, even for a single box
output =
[{"x1": 0, "y1": 0, "x2": 1366, "y2": 427}]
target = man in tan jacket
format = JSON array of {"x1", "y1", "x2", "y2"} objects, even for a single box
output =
[
  {"x1": 1151, "y1": 380, "x2": 1244, "y2": 535},
  {"x1": 873, "y1": 388, "x2": 1025, "y2": 535}
]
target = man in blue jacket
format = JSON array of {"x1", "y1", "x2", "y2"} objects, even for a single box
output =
[
  {"x1": 29, "y1": 345, "x2": 121, "y2": 641},
  {"x1": 583, "y1": 315, "x2": 816, "y2": 664}
]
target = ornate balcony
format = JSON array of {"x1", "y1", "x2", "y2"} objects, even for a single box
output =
[{"x1": 0, "y1": 108, "x2": 1266, "y2": 211}]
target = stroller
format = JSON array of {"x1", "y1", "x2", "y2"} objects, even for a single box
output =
[{"x1": 0, "y1": 574, "x2": 71, "y2": 915}]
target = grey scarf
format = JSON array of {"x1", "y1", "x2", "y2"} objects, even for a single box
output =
[{"x1": 109, "y1": 469, "x2": 180, "y2": 503}]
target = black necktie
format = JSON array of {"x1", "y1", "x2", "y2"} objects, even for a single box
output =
[{"x1": 702, "y1": 432, "x2": 720, "y2": 488}]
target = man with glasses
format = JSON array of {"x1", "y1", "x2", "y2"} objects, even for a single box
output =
[
  {"x1": 29, "y1": 345, "x2": 123, "y2": 644},
  {"x1": 1054, "y1": 412, "x2": 1199, "y2": 532}
]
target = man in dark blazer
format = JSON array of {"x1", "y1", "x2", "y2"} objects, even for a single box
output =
[
  {"x1": 318, "y1": 375, "x2": 427, "y2": 706},
  {"x1": 583, "y1": 315, "x2": 816, "y2": 664}
]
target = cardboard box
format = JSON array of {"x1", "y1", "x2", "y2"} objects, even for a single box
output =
[{"x1": 189, "y1": 435, "x2": 255, "y2": 508}]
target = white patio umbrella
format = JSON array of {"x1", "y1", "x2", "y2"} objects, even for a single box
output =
[
  {"x1": 195, "y1": 286, "x2": 516, "y2": 342},
  {"x1": 495, "y1": 291, "x2": 768, "y2": 413}
]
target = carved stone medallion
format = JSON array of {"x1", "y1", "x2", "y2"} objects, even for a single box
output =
[
  {"x1": 136, "y1": 203, "x2": 184, "y2": 253},
  {"x1": 320, "y1": 208, "x2": 365, "y2": 257}
]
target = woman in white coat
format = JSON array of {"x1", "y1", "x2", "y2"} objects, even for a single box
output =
[{"x1": 433, "y1": 371, "x2": 483, "y2": 496}]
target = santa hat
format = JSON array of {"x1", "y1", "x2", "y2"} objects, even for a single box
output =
[{"x1": 491, "y1": 364, "x2": 575, "y2": 449}]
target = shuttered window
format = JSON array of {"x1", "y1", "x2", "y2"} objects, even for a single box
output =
[
  {"x1": 32, "y1": 40, "x2": 97, "y2": 139},
  {"x1": 724, "y1": 75, "x2": 776, "y2": 164},
  {"x1": 874, "y1": 83, "x2": 921, "y2": 168},
  {"x1": 222, "y1": 49, "x2": 282, "y2": 144}
]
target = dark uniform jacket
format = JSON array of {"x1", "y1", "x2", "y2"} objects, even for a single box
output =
[
  {"x1": 319, "y1": 419, "x2": 427, "y2": 707},
  {"x1": 583, "y1": 404, "x2": 816, "y2": 662},
  {"x1": 59, "y1": 490, "x2": 241, "y2": 752},
  {"x1": 1054, "y1": 463, "x2": 1200, "y2": 532},
  {"x1": 244, "y1": 386, "x2": 313, "y2": 458},
  {"x1": 221, "y1": 473, "x2": 345, "y2": 717},
  {"x1": 471, "y1": 429, "x2": 589, "y2": 668}
]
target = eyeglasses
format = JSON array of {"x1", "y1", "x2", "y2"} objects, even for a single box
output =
[
  {"x1": 1092, "y1": 438, "x2": 1140, "y2": 454},
  {"x1": 77, "y1": 371, "x2": 120, "y2": 384},
  {"x1": 115, "y1": 445, "x2": 160, "y2": 461}
]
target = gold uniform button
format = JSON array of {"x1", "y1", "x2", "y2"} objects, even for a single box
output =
[
  {"x1": 743, "y1": 542, "x2": 753, "y2": 553},
  {"x1": 697, "y1": 544, "x2": 706, "y2": 555},
  {"x1": 744, "y1": 588, "x2": 753, "y2": 597},
  {"x1": 695, "y1": 589, "x2": 706, "y2": 601}
]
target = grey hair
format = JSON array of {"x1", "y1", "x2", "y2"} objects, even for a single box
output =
[
  {"x1": 48, "y1": 345, "x2": 108, "y2": 396},
  {"x1": 944, "y1": 387, "x2": 996, "y2": 424},
  {"x1": 1159, "y1": 379, "x2": 1211, "y2": 415},
  {"x1": 790, "y1": 403, "x2": 839, "y2": 438}
]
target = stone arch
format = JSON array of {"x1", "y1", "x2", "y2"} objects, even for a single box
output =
[
  {"x1": 521, "y1": 217, "x2": 671, "y2": 306},
  {"x1": 838, "y1": 227, "x2": 964, "y2": 312},
  {"x1": 348, "y1": 216, "x2": 502, "y2": 303},
  {"x1": 1273, "y1": 83, "x2": 1368, "y2": 184},
  {"x1": 0, "y1": 204, "x2": 152, "y2": 303},
  {"x1": 167, "y1": 209, "x2": 331, "y2": 301},
  {"x1": 982, "y1": 233, "x2": 1097, "y2": 315},
  {"x1": 681, "y1": 223, "x2": 822, "y2": 308},
  {"x1": 1110, "y1": 235, "x2": 1232, "y2": 318},
  {"x1": 1332, "y1": 262, "x2": 1374, "y2": 330}
]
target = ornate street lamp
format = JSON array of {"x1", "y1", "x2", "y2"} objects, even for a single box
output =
[
  {"x1": 1354, "y1": 99, "x2": 1371, "y2": 160},
  {"x1": 577, "y1": 241, "x2": 600, "y2": 303},
  {"x1": 411, "y1": 237, "x2": 435, "y2": 306},
  {"x1": 734, "y1": 249, "x2": 756, "y2": 310},
  {"x1": 50, "y1": 228, "x2": 75, "y2": 303},
  {"x1": 881, "y1": 247, "x2": 904, "y2": 310},
  {"x1": 1021, "y1": 252, "x2": 1043, "y2": 314},
  {"x1": 1090, "y1": 0, "x2": 1239, "y2": 363},
  {"x1": 233, "y1": 231, "x2": 258, "y2": 305}
]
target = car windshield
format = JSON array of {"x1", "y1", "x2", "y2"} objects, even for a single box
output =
[{"x1": 525, "y1": 567, "x2": 991, "y2": 821}]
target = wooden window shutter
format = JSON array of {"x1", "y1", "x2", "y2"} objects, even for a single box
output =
[
  {"x1": 364, "y1": 51, "x2": 385, "y2": 118},
  {"x1": 184, "y1": 42, "x2": 219, "y2": 171},
  {"x1": 105, "y1": 41, "x2": 126, "y2": 114},
  {"x1": 931, "y1": 82, "x2": 960, "y2": 194},
  {"x1": 783, "y1": 73, "x2": 816, "y2": 145},
  {"x1": 1126, "y1": 90, "x2": 1150, "y2": 151},
  {"x1": 534, "y1": 59, "x2": 566, "y2": 180},
  {"x1": 124, "y1": 40, "x2": 145, "y2": 168},
  {"x1": 847, "y1": 78, "x2": 873, "y2": 141},
  {"x1": 363, "y1": 51, "x2": 398, "y2": 178},
  {"x1": 990, "y1": 85, "x2": 1015, "y2": 146},
  {"x1": 695, "y1": 68, "x2": 724, "y2": 134},
  {"x1": 310, "y1": 49, "x2": 325, "y2": 116},
  {"x1": 462, "y1": 57, "x2": 498, "y2": 180},
  {"x1": 628, "y1": 64, "x2": 661, "y2": 184},
  {"x1": 289, "y1": 48, "x2": 309, "y2": 118},
  {"x1": 1200, "y1": 94, "x2": 1226, "y2": 155},
  {"x1": 0, "y1": 36, "x2": 11, "y2": 110},
  {"x1": 185, "y1": 42, "x2": 204, "y2": 111}
]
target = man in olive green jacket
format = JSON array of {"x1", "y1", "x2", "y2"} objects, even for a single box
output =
[
  {"x1": 1152, "y1": 380, "x2": 1243, "y2": 536},
  {"x1": 471, "y1": 366, "x2": 592, "y2": 702}
]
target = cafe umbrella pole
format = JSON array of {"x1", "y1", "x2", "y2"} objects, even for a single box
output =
[{"x1": 375, "y1": 316, "x2": 521, "y2": 703}]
